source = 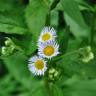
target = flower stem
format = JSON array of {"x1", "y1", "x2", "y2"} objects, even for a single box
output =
[
  {"x1": 90, "y1": 6, "x2": 96, "y2": 46},
  {"x1": 50, "y1": 0, "x2": 60, "y2": 10},
  {"x1": 44, "y1": 80, "x2": 53, "y2": 96},
  {"x1": 53, "y1": 48, "x2": 84, "y2": 61}
]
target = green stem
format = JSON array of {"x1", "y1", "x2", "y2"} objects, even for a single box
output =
[
  {"x1": 44, "y1": 80, "x2": 53, "y2": 96},
  {"x1": 53, "y1": 48, "x2": 84, "y2": 61},
  {"x1": 50, "y1": 0, "x2": 60, "y2": 10},
  {"x1": 15, "y1": 45, "x2": 23, "y2": 52},
  {"x1": 45, "y1": 0, "x2": 60, "y2": 26},
  {"x1": 90, "y1": 6, "x2": 96, "y2": 46},
  {"x1": 45, "y1": 12, "x2": 50, "y2": 26}
]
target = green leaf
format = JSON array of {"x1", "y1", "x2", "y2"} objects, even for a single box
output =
[
  {"x1": 60, "y1": 0, "x2": 89, "y2": 38},
  {"x1": 63, "y1": 79, "x2": 96, "y2": 96},
  {"x1": 56, "y1": 48, "x2": 96, "y2": 78},
  {"x1": 0, "y1": 75, "x2": 17, "y2": 96},
  {"x1": 25, "y1": 0, "x2": 49, "y2": 41},
  {"x1": 0, "y1": 0, "x2": 29, "y2": 34},
  {"x1": 2, "y1": 52, "x2": 43, "y2": 91},
  {"x1": 0, "y1": 23, "x2": 28, "y2": 35},
  {"x1": 66, "y1": 39, "x2": 81, "y2": 52},
  {"x1": 0, "y1": 0, "x2": 15, "y2": 12},
  {"x1": 58, "y1": 26, "x2": 70, "y2": 53},
  {"x1": 52, "y1": 85, "x2": 64, "y2": 96},
  {"x1": 50, "y1": 10, "x2": 58, "y2": 27},
  {"x1": 13, "y1": 35, "x2": 37, "y2": 55}
]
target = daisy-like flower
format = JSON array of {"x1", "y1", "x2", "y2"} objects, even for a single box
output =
[
  {"x1": 38, "y1": 40, "x2": 59, "y2": 59},
  {"x1": 38, "y1": 27, "x2": 57, "y2": 43},
  {"x1": 28, "y1": 56, "x2": 47, "y2": 76}
]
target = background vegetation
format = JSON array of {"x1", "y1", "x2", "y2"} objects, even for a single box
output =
[{"x1": 0, "y1": 0, "x2": 96, "y2": 96}]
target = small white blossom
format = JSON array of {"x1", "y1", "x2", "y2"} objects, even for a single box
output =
[
  {"x1": 38, "y1": 40, "x2": 59, "y2": 59},
  {"x1": 28, "y1": 56, "x2": 47, "y2": 76},
  {"x1": 38, "y1": 27, "x2": 57, "y2": 43}
]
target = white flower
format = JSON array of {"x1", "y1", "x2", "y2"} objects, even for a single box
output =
[
  {"x1": 38, "y1": 27, "x2": 57, "y2": 43},
  {"x1": 38, "y1": 40, "x2": 59, "y2": 59},
  {"x1": 28, "y1": 56, "x2": 47, "y2": 76}
]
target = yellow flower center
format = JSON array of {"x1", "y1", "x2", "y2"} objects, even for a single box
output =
[
  {"x1": 35, "y1": 60, "x2": 44, "y2": 70},
  {"x1": 42, "y1": 33, "x2": 51, "y2": 41},
  {"x1": 43, "y1": 46, "x2": 54, "y2": 56}
]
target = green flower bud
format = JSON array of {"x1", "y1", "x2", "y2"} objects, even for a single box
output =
[
  {"x1": 80, "y1": 46, "x2": 94, "y2": 63},
  {"x1": 48, "y1": 68, "x2": 59, "y2": 81},
  {"x1": 86, "y1": 46, "x2": 91, "y2": 52},
  {"x1": 5, "y1": 37, "x2": 13, "y2": 46},
  {"x1": 49, "y1": 68, "x2": 55, "y2": 74},
  {"x1": 1, "y1": 46, "x2": 12, "y2": 56},
  {"x1": 49, "y1": 74, "x2": 54, "y2": 80},
  {"x1": 1, "y1": 46, "x2": 7, "y2": 55},
  {"x1": 54, "y1": 71, "x2": 59, "y2": 77},
  {"x1": 1, "y1": 37, "x2": 22, "y2": 56}
]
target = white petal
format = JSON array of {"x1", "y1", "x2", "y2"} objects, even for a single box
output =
[
  {"x1": 28, "y1": 56, "x2": 47, "y2": 76},
  {"x1": 38, "y1": 26, "x2": 57, "y2": 43},
  {"x1": 38, "y1": 40, "x2": 59, "y2": 59}
]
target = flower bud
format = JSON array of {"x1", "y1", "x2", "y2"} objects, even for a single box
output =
[
  {"x1": 48, "y1": 68, "x2": 59, "y2": 81},
  {"x1": 1, "y1": 46, "x2": 7, "y2": 55},
  {"x1": 81, "y1": 46, "x2": 94, "y2": 63}
]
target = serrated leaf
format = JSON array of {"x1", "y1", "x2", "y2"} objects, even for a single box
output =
[
  {"x1": 60, "y1": 0, "x2": 89, "y2": 38},
  {"x1": 25, "y1": 0, "x2": 49, "y2": 41}
]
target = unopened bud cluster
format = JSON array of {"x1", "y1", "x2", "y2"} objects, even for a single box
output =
[
  {"x1": 1, "y1": 37, "x2": 21, "y2": 56},
  {"x1": 81, "y1": 46, "x2": 94, "y2": 63},
  {"x1": 48, "y1": 68, "x2": 59, "y2": 81}
]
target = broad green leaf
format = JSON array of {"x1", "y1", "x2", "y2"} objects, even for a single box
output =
[
  {"x1": 33, "y1": 88, "x2": 49, "y2": 96},
  {"x1": 61, "y1": 0, "x2": 87, "y2": 27},
  {"x1": 13, "y1": 35, "x2": 37, "y2": 55},
  {"x1": 50, "y1": 10, "x2": 58, "y2": 27},
  {"x1": 63, "y1": 79, "x2": 96, "y2": 96},
  {"x1": 2, "y1": 52, "x2": 43, "y2": 91},
  {"x1": 0, "y1": 0, "x2": 29, "y2": 34},
  {"x1": 0, "y1": 0, "x2": 27, "y2": 12},
  {"x1": 19, "y1": 82, "x2": 49, "y2": 96},
  {"x1": 0, "y1": 23, "x2": 28, "y2": 35},
  {"x1": 60, "y1": 0, "x2": 89, "y2": 38},
  {"x1": 52, "y1": 85, "x2": 64, "y2": 96},
  {"x1": 0, "y1": 75, "x2": 17, "y2": 96},
  {"x1": 56, "y1": 48, "x2": 96, "y2": 78},
  {"x1": 66, "y1": 39, "x2": 81, "y2": 52},
  {"x1": 0, "y1": 0, "x2": 15, "y2": 12},
  {"x1": 58, "y1": 27, "x2": 70, "y2": 53},
  {"x1": 18, "y1": 87, "x2": 49, "y2": 96},
  {"x1": 64, "y1": 13, "x2": 89, "y2": 38},
  {"x1": 25, "y1": 0, "x2": 49, "y2": 41}
]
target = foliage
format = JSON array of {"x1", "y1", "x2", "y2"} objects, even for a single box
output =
[{"x1": 0, "y1": 0, "x2": 96, "y2": 96}]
